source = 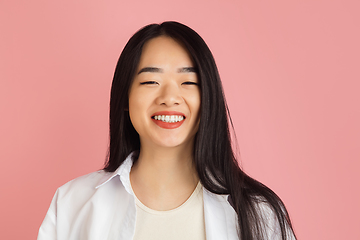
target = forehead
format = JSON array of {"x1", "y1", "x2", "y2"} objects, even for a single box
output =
[{"x1": 138, "y1": 36, "x2": 194, "y2": 68}]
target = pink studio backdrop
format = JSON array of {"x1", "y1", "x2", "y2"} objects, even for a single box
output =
[{"x1": 1, "y1": 1, "x2": 359, "y2": 239}]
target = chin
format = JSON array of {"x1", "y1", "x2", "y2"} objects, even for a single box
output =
[
  {"x1": 159, "y1": 136, "x2": 195, "y2": 149},
  {"x1": 156, "y1": 140, "x2": 185, "y2": 149}
]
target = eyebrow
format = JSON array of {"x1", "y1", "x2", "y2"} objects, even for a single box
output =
[
  {"x1": 138, "y1": 67, "x2": 163, "y2": 74},
  {"x1": 137, "y1": 67, "x2": 198, "y2": 74},
  {"x1": 178, "y1": 67, "x2": 197, "y2": 73}
]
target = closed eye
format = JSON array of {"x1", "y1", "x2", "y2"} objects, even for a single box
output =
[
  {"x1": 140, "y1": 81, "x2": 159, "y2": 85},
  {"x1": 182, "y1": 81, "x2": 198, "y2": 85}
]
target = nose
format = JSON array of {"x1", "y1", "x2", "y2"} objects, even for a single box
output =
[{"x1": 155, "y1": 82, "x2": 184, "y2": 106}]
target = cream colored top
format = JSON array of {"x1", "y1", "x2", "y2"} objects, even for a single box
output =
[{"x1": 133, "y1": 182, "x2": 206, "y2": 240}]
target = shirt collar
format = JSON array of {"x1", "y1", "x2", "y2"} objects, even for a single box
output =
[
  {"x1": 94, "y1": 152, "x2": 233, "y2": 206},
  {"x1": 95, "y1": 152, "x2": 135, "y2": 195}
]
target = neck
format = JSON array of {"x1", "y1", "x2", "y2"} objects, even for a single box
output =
[{"x1": 130, "y1": 140, "x2": 199, "y2": 210}]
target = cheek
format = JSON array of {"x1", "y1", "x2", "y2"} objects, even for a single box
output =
[
  {"x1": 194, "y1": 95, "x2": 201, "y2": 128},
  {"x1": 128, "y1": 87, "x2": 143, "y2": 113},
  {"x1": 128, "y1": 94, "x2": 142, "y2": 128},
  {"x1": 128, "y1": 107, "x2": 143, "y2": 138},
  {"x1": 128, "y1": 91, "x2": 152, "y2": 136},
  {"x1": 189, "y1": 92, "x2": 201, "y2": 116},
  {"x1": 129, "y1": 99, "x2": 142, "y2": 120}
]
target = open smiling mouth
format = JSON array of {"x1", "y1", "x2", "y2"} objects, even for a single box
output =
[
  {"x1": 151, "y1": 114, "x2": 186, "y2": 129},
  {"x1": 152, "y1": 115, "x2": 185, "y2": 123}
]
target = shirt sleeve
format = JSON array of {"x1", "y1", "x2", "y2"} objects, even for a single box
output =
[{"x1": 37, "y1": 190, "x2": 58, "y2": 240}]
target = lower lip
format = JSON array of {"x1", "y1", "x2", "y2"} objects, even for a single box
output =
[{"x1": 151, "y1": 118, "x2": 185, "y2": 129}]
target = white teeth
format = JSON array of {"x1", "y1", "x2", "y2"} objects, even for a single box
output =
[{"x1": 153, "y1": 115, "x2": 184, "y2": 123}]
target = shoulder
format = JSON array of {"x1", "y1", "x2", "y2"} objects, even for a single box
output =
[
  {"x1": 38, "y1": 169, "x2": 134, "y2": 239},
  {"x1": 53, "y1": 170, "x2": 120, "y2": 205},
  {"x1": 49, "y1": 169, "x2": 131, "y2": 218},
  {"x1": 57, "y1": 170, "x2": 109, "y2": 194}
]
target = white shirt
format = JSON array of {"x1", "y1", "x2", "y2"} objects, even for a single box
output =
[{"x1": 37, "y1": 152, "x2": 291, "y2": 240}]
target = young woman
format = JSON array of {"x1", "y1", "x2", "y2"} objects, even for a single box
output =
[{"x1": 38, "y1": 21, "x2": 296, "y2": 240}]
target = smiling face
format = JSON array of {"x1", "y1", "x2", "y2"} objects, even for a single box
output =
[{"x1": 128, "y1": 36, "x2": 200, "y2": 150}]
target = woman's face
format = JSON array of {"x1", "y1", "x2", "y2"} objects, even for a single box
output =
[{"x1": 128, "y1": 36, "x2": 200, "y2": 150}]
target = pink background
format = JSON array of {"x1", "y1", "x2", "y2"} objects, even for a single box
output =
[{"x1": 1, "y1": 0, "x2": 359, "y2": 239}]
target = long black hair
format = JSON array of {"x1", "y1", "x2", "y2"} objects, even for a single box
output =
[{"x1": 104, "y1": 21, "x2": 296, "y2": 240}]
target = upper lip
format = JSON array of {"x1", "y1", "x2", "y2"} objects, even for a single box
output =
[{"x1": 151, "y1": 111, "x2": 186, "y2": 118}]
